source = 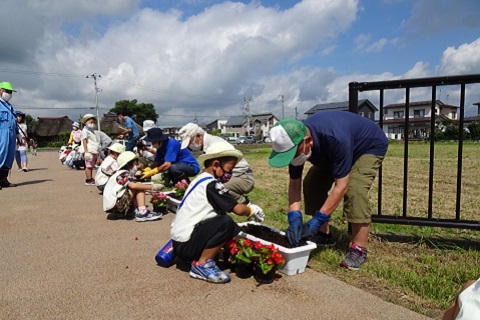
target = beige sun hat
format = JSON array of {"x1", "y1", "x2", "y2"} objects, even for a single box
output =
[
  {"x1": 179, "y1": 123, "x2": 200, "y2": 149},
  {"x1": 117, "y1": 151, "x2": 138, "y2": 169},
  {"x1": 81, "y1": 113, "x2": 97, "y2": 124},
  {"x1": 198, "y1": 141, "x2": 243, "y2": 168},
  {"x1": 107, "y1": 142, "x2": 126, "y2": 154}
]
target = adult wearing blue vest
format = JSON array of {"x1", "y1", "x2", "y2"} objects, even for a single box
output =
[
  {"x1": 140, "y1": 128, "x2": 200, "y2": 184},
  {"x1": 0, "y1": 82, "x2": 18, "y2": 189},
  {"x1": 268, "y1": 111, "x2": 388, "y2": 270},
  {"x1": 116, "y1": 110, "x2": 140, "y2": 152}
]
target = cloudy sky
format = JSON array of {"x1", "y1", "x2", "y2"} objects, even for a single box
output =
[{"x1": 2, "y1": 0, "x2": 480, "y2": 126}]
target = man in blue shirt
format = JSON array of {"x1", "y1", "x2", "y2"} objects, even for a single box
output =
[
  {"x1": 268, "y1": 111, "x2": 388, "y2": 270},
  {"x1": 140, "y1": 128, "x2": 200, "y2": 184},
  {"x1": 116, "y1": 110, "x2": 140, "y2": 151}
]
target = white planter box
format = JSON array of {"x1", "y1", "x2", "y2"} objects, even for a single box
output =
[
  {"x1": 237, "y1": 222, "x2": 317, "y2": 276},
  {"x1": 164, "y1": 191, "x2": 181, "y2": 213}
]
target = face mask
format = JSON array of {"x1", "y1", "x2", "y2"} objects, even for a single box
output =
[
  {"x1": 87, "y1": 123, "x2": 96, "y2": 129},
  {"x1": 129, "y1": 165, "x2": 138, "y2": 176},
  {"x1": 290, "y1": 140, "x2": 312, "y2": 166},
  {"x1": 219, "y1": 172, "x2": 232, "y2": 183},
  {"x1": 2, "y1": 92, "x2": 12, "y2": 102},
  {"x1": 188, "y1": 142, "x2": 201, "y2": 151}
]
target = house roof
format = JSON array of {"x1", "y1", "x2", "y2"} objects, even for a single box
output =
[
  {"x1": 305, "y1": 99, "x2": 378, "y2": 115},
  {"x1": 225, "y1": 115, "x2": 246, "y2": 126},
  {"x1": 35, "y1": 116, "x2": 73, "y2": 137},
  {"x1": 384, "y1": 100, "x2": 459, "y2": 109}
]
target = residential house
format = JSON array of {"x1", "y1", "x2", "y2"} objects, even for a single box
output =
[
  {"x1": 250, "y1": 113, "x2": 279, "y2": 140},
  {"x1": 305, "y1": 99, "x2": 378, "y2": 121},
  {"x1": 465, "y1": 102, "x2": 480, "y2": 123},
  {"x1": 205, "y1": 119, "x2": 228, "y2": 134},
  {"x1": 383, "y1": 100, "x2": 458, "y2": 140},
  {"x1": 162, "y1": 126, "x2": 181, "y2": 139},
  {"x1": 34, "y1": 116, "x2": 73, "y2": 144},
  {"x1": 224, "y1": 115, "x2": 245, "y2": 136},
  {"x1": 223, "y1": 113, "x2": 279, "y2": 139}
]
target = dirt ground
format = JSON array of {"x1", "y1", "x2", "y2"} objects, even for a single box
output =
[{"x1": 0, "y1": 151, "x2": 432, "y2": 320}]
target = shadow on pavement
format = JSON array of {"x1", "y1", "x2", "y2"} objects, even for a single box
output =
[
  {"x1": 16, "y1": 179, "x2": 53, "y2": 186},
  {"x1": 25, "y1": 168, "x2": 48, "y2": 172}
]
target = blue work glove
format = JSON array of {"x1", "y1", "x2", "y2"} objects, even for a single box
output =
[
  {"x1": 302, "y1": 210, "x2": 331, "y2": 240},
  {"x1": 286, "y1": 210, "x2": 303, "y2": 247}
]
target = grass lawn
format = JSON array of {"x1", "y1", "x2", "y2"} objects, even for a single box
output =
[{"x1": 236, "y1": 142, "x2": 480, "y2": 319}]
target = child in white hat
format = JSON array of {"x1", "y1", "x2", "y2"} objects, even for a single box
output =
[
  {"x1": 103, "y1": 151, "x2": 164, "y2": 221},
  {"x1": 170, "y1": 142, "x2": 264, "y2": 283},
  {"x1": 95, "y1": 142, "x2": 126, "y2": 193}
]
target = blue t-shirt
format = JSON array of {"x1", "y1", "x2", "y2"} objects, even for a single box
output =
[
  {"x1": 125, "y1": 116, "x2": 140, "y2": 139},
  {"x1": 289, "y1": 111, "x2": 388, "y2": 180},
  {"x1": 154, "y1": 138, "x2": 200, "y2": 174}
]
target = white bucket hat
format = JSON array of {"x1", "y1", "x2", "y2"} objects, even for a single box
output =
[
  {"x1": 72, "y1": 122, "x2": 80, "y2": 128},
  {"x1": 117, "y1": 151, "x2": 138, "y2": 169},
  {"x1": 179, "y1": 123, "x2": 200, "y2": 149},
  {"x1": 107, "y1": 142, "x2": 126, "y2": 154},
  {"x1": 81, "y1": 113, "x2": 97, "y2": 124},
  {"x1": 143, "y1": 120, "x2": 155, "y2": 132},
  {"x1": 198, "y1": 141, "x2": 243, "y2": 168}
]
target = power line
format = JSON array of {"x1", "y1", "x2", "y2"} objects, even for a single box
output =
[{"x1": 0, "y1": 68, "x2": 240, "y2": 103}]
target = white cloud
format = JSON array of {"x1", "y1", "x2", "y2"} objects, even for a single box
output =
[
  {"x1": 354, "y1": 33, "x2": 399, "y2": 53},
  {"x1": 437, "y1": 38, "x2": 480, "y2": 75},
  {"x1": 5, "y1": 0, "x2": 360, "y2": 125}
]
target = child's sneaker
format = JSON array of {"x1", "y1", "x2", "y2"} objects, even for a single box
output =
[
  {"x1": 135, "y1": 210, "x2": 162, "y2": 222},
  {"x1": 339, "y1": 244, "x2": 368, "y2": 270},
  {"x1": 84, "y1": 179, "x2": 95, "y2": 186},
  {"x1": 189, "y1": 259, "x2": 231, "y2": 283}
]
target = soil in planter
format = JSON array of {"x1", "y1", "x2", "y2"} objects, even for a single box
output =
[
  {"x1": 240, "y1": 224, "x2": 308, "y2": 248},
  {"x1": 168, "y1": 194, "x2": 184, "y2": 201}
]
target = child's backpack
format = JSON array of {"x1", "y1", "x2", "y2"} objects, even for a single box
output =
[{"x1": 103, "y1": 170, "x2": 128, "y2": 212}]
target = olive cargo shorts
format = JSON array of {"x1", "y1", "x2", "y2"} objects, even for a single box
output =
[{"x1": 303, "y1": 154, "x2": 384, "y2": 224}]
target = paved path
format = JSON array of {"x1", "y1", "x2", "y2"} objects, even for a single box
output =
[{"x1": 0, "y1": 151, "x2": 432, "y2": 320}]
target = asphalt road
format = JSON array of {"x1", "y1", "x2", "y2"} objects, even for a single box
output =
[{"x1": 0, "y1": 151, "x2": 432, "y2": 320}]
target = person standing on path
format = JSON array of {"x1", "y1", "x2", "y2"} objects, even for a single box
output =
[
  {"x1": 68, "y1": 122, "x2": 82, "y2": 146},
  {"x1": 14, "y1": 110, "x2": 29, "y2": 172},
  {"x1": 0, "y1": 82, "x2": 18, "y2": 189},
  {"x1": 81, "y1": 114, "x2": 100, "y2": 186},
  {"x1": 116, "y1": 110, "x2": 140, "y2": 152},
  {"x1": 268, "y1": 111, "x2": 388, "y2": 270},
  {"x1": 179, "y1": 123, "x2": 255, "y2": 205}
]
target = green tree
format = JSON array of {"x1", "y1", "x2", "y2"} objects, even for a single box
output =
[
  {"x1": 25, "y1": 114, "x2": 38, "y2": 129},
  {"x1": 109, "y1": 99, "x2": 158, "y2": 125},
  {"x1": 467, "y1": 121, "x2": 480, "y2": 140}
]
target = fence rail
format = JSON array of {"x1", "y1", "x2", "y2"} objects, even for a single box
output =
[{"x1": 349, "y1": 74, "x2": 480, "y2": 230}]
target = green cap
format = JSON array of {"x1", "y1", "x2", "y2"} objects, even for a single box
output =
[
  {"x1": 268, "y1": 118, "x2": 306, "y2": 168},
  {"x1": 0, "y1": 82, "x2": 16, "y2": 92}
]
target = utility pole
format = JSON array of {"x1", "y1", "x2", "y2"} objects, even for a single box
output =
[
  {"x1": 279, "y1": 95, "x2": 285, "y2": 119},
  {"x1": 193, "y1": 113, "x2": 198, "y2": 124},
  {"x1": 243, "y1": 96, "x2": 252, "y2": 135},
  {"x1": 86, "y1": 73, "x2": 102, "y2": 131},
  {"x1": 295, "y1": 106, "x2": 298, "y2": 120}
]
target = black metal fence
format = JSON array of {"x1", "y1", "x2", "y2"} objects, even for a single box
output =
[{"x1": 349, "y1": 74, "x2": 480, "y2": 230}]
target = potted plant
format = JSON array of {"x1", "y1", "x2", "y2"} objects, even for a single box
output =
[
  {"x1": 253, "y1": 242, "x2": 285, "y2": 284},
  {"x1": 174, "y1": 179, "x2": 189, "y2": 199},
  {"x1": 150, "y1": 192, "x2": 168, "y2": 214},
  {"x1": 226, "y1": 238, "x2": 258, "y2": 279}
]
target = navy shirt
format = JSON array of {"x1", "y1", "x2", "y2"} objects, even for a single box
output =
[
  {"x1": 289, "y1": 111, "x2": 388, "y2": 180},
  {"x1": 154, "y1": 138, "x2": 200, "y2": 174}
]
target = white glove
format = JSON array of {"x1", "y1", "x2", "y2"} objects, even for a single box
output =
[
  {"x1": 84, "y1": 152, "x2": 93, "y2": 161},
  {"x1": 247, "y1": 203, "x2": 265, "y2": 222},
  {"x1": 152, "y1": 184, "x2": 165, "y2": 191}
]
